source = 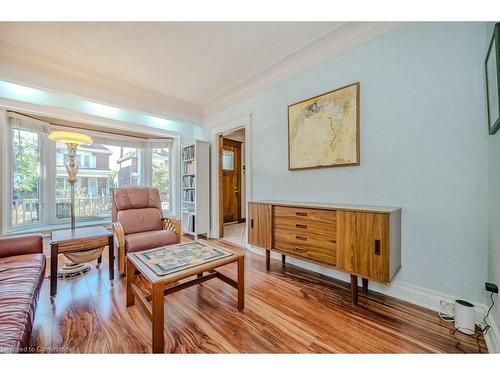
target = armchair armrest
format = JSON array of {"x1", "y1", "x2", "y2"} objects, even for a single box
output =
[
  {"x1": 112, "y1": 221, "x2": 126, "y2": 275},
  {"x1": 112, "y1": 221, "x2": 126, "y2": 248},
  {"x1": 0, "y1": 234, "x2": 43, "y2": 259},
  {"x1": 162, "y1": 217, "x2": 181, "y2": 243}
]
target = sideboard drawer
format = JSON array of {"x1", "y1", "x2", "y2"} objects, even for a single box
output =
[
  {"x1": 273, "y1": 206, "x2": 336, "y2": 224},
  {"x1": 274, "y1": 229, "x2": 336, "y2": 266},
  {"x1": 273, "y1": 216, "x2": 336, "y2": 238}
]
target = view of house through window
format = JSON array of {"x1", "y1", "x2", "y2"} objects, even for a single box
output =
[
  {"x1": 55, "y1": 142, "x2": 143, "y2": 220},
  {"x1": 11, "y1": 127, "x2": 41, "y2": 226},
  {"x1": 8, "y1": 116, "x2": 174, "y2": 229}
]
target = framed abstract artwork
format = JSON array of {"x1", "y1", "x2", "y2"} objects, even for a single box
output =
[
  {"x1": 486, "y1": 23, "x2": 500, "y2": 135},
  {"x1": 288, "y1": 82, "x2": 360, "y2": 170}
]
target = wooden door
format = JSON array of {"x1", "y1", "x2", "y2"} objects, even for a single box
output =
[
  {"x1": 337, "y1": 211, "x2": 389, "y2": 282},
  {"x1": 222, "y1": 138, "x2": 241, "y2": 224},
  {"x1": 248, "y1": 203, "x2": 272, "y2": 249}
]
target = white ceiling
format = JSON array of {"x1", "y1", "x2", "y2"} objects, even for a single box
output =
[
  {"x1": 0, "y1": 22, "x2": 340, "y2": 105},
  {"x1": 0, "y1": 22, "x2": 403, "y2": 122}
]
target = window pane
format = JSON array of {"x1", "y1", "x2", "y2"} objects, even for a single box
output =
[
  {"x1": 55, "y1": 142, "x2": 143, "y2": 219},
  {"x1": 11, "y1": 128, "x2": 40, "y2": 226},
  {"x1": 223, "y1": 150, "x2": 234, "y2": 170},
  {"x1": 152, "y1": 147, "x2": 170, "y2": 213}
]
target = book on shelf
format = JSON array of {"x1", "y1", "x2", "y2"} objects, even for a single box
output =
[
  {"x1": 182, "y1": 145, "x2": 195, "y2": 161},
  {"x1": 182, "y1": 189, "x2": 195, "y2": 202},
  {"x1": 182, "y1": 175, "x2": 195, "y2": 188},
  {"x1": 182, "y1": 161, "x2": 195, "y2": 174},
  {"x1": 186, "y1": 214, "x2": 196, "y2": 233}
]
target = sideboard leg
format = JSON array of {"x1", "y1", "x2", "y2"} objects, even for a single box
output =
[
  {"x1": 362, "y1": 278, "x2": 368, "y2": 294},
  {"x1": 265, "y1": 249, "x2": 270, "y2": 271},
  {"x1": 350, "y1": 275, "x2": 358, "y2": 305},
  {"x1": 281, "y1": 254, "x2": 286, "y2": 266}
]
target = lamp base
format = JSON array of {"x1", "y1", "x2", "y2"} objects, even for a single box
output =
[{"x1": 57, "y1": 262, "x2": 91, "y2": 278}]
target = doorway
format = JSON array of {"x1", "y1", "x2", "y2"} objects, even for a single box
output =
[{"x1": 219, "y1": 128, "x2": 246, "y2": 245}]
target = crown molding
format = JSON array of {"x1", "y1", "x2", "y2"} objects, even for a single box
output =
[
  {"x1": 0, "y1": 41, "x2": 203, "y2": 123},
  {"x1": 202, "y1": 22, "x2": 405, "y2": 118}
]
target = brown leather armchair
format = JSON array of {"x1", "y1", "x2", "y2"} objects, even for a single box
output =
[{"x1": 112, "y1": 187, "x2": 181, "y2": 275}]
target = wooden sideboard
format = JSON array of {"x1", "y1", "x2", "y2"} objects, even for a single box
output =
[{"x1": 248, "y1": 201, "x2": 401, "y2": 304}]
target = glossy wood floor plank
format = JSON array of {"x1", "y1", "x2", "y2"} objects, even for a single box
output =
[{"x1": 31, "y1": 238, "x2": 487, "y2": 353}]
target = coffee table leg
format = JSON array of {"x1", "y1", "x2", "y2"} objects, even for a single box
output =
[
  {"x1": 126, "y1": 259, "x2": 135, "y2": 307},
  {"x1": 152, "y1": 283, "x2": 165, "y2": 353},
  {"x1": 108, "y1": 236, "x2": 114, "y2": 280},
  {"x1": 237, "y1": 256, "x2": 245, "y2": 311},
  {"x1": 50, "y1": 244, "x2": 58, "y2": 300}
]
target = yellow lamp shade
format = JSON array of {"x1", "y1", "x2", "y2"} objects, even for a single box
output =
[{"x1": 48, "y1": 131, "x2": 93, "y2": 145}]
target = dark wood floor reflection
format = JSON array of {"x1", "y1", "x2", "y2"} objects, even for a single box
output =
[{"x1": 31, "y1": 239, "x2": 487, "y2": 353}]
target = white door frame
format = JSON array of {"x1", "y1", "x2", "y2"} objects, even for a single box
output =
[{"x1": 210, "y1": 114, "x2": 252, "y2": 239}]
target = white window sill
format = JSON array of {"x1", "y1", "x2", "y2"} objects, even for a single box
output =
[{"x1": 5, "y1": 218, "x2": 112, "y2": 237}]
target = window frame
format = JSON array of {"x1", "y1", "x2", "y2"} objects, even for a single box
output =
[
  {"x1": 8, "y1": 123, "x2": 46, "y2": 230},
  {"x1": 150, "y1": 141, "x2": 174, "y2": 216},
  {"x1": 4, "y1": 113, "x2": 177, "y2": 232}
]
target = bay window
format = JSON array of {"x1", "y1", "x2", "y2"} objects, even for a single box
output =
[{"x1": 5, "y1": 113, "x2": 176, "y2": 231}]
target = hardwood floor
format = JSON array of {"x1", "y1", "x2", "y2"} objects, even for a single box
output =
[{"x1": 31, "y1": 238, "x2": 487, "y2": 353}]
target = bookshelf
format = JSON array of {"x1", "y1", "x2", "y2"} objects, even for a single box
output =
[{"x1": 181, "y1": 140, "x2": 210, "y2": 239}]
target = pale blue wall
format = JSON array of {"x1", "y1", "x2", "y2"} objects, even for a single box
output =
[
  {"x1": 487, "y1": 21, "x2": 500, "y2": 349},
  {"x1": 206, "y1": 22, "x2": 490, "y2": 304}
]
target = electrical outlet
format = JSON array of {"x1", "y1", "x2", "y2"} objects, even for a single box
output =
[{"x1": 485, "y1": 282, "x2": 498, "y2": 294}]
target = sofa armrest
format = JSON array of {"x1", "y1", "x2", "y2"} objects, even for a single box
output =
[
  {"x1": 0, "y1": 234, "x2": 43, "y2": 258},
  {"x1": 162, "y1": 217, "x2": 181, "y2": 243}
]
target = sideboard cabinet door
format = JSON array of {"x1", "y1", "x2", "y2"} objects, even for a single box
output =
[
  {"x1": 248, "y1": 203, "x2": 272, "y2": 249},
  {"x1": 337, "y1": 211, "x2": 389, "y2": 282}
]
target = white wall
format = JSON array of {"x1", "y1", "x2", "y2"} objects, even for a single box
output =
[
  {"x1": 487, "y1": 22, "x2": 500, "y2": 351},
  {"x1": 205, "y1": 22, "x2": 490, "y2": 305}
]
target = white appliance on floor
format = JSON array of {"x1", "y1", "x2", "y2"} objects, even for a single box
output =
[{"x1": 454, "y1": 300, "x2": 475, "y2": 334}]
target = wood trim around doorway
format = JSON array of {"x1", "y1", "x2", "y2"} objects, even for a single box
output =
[
  {"x1": 210, "y1": 114, "x2": 252, "y2": 240},
  {"x1": 218, "y1": 134, "x2": 224, "y2": 238}
]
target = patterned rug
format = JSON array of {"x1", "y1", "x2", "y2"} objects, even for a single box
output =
[{"x1": 135, "y1": 241, "x2": 232, "y2": 276}]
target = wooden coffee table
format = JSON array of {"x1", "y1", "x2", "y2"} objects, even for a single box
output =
[{"x1": 126, "y1": 241, "x2": 245, "y2": 353}]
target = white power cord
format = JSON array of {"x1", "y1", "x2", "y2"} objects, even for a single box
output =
[{"x1": 439, "y1": 300, "x2": 455, "y2": 323}]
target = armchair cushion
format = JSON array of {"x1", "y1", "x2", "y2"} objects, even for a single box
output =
[
  {"x1": 0, "y1": 234, "x2": 43, "y2": 259},
  {"x1": 117, "y1": 207, "x2": 163, "y2": 235},
  {"x1": 124, "y1": 230, "x2": 178, "y2": 253},
  {"x1": 113, "y1": 187, "x2": 161, "y2": 212}
]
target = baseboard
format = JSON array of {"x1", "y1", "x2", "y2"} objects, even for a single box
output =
[
  {"x1": 484, "y1": 316, "x2": 500, "y2": 353},
  {"x1": 246, "y1": 244, "x2": 499, "y2": 353}
]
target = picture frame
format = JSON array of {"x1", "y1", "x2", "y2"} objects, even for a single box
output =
[
  {"x1": 287, "y1": 82, "x2": 360, "y2": 170},
  {"x1": 486, "y1": 22, "x2": 500, "y2": 135}
]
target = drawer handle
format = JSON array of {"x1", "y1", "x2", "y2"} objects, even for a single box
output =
[
  {"x1": 296, "y1": 212, "x2": 308, "y2": 217},
  {"x1": 296, "y1": 235, "x2": 307, "y2": 241},
  {"x1": 296, "y1": 224, "x2": 307, "y2": 229},
  {"x1": 374, "y1": 239, "x2": 381, "y2": 255},
  {"x1": 294, "y1": 247, "x2": 307, "y2": 253},
  {"x1": 250, "y1": 219, "x2": 254, "y2": 229}
]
